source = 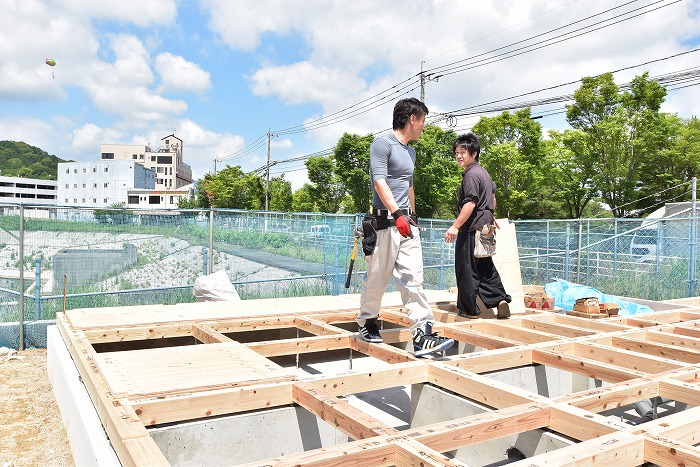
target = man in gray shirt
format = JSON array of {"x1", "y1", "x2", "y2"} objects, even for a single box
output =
[{"x1": 356, "y1": 98, "x2": 454, "y2": 357}]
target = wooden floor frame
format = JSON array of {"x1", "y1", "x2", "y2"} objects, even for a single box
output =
[{"x1": 56, "y1": 297, "x2": 700, "y2": 467}]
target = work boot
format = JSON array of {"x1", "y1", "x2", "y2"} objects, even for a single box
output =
[
  {"x1": 412, "y1": 322, "x2": 454, "y2": 357},
  {"x1": 358, "y1": 318, "x2": 383, "y2": 343},
  {"x1": 496, "y1": 300, "x2": 511, "y2": 319}
]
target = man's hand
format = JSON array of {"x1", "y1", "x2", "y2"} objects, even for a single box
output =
[
  {"x1": 392, "y1": 209, "x2": 414, "y2": 238},
  {"x1": 444, "y1": 225, "x2": 459, "y2": 243}
]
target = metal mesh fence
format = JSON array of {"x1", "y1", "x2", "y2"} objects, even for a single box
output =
[{"x1": 0, "y1": 203, "x2": 698, "y2": 348}]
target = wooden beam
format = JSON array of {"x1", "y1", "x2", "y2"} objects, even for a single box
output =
[
  {"x1": 640, "y1": 405, "x2": 700, "y2": 445},
  {"x1": 572, "y1": 342, "x2": 685, "y2": 374},
  {"x1": 548, "y1": 403, "x2": 628, "y2": 440},
  {"x1": 461, "y1": 321, "x2": 558, "y2": 345},
  {"x1": 443, "y1": 326, "x2": 520, "y2": 349},
  {"x1": 658, "y1": 378, "x2": 700, "y2": 406},
  {"x1": 428, "y1": 364, "x2": 541, "y2": 409},
  {"x1": 672, "y1": 325, "x2": 700, "y2": 339},
  {"x1": 393, "y1": 439, "x2": 459, "y2": 467},
  {"x1": 349, "y1": 337, "x2": 416, "y2": 364},
  {"x1": 516, "y1": 318, "x2": 597, "y2": 338},
  {"x1": 550, "y1": 313, "x2": 629, "y2": 332},
  {"x1": 446, "y1": 347, "x2": 533, "y2": 374},
  {"x1": 133, "y1": 381, "x2": 294, "y2": 425},
  {"x1": 532, "y1": 349, "x2": 647, "y2": 383},
  {"x1": 644, "y1": 329, "x2": 700, "y2": 350},
  {"x1": 292, "y1": 382, "x2": 399, "y2": 440},
  {"x1": 508, "y1": 431, "x2": 645, "y2": 467},
  {"x1": 293, "y1": 316, "x2": 349, "y2": 336},
  {"x1": 191, "y1": 323, "x2": 233, "y2": 344},
  {"x1": 557, "y1": 379, "x2": 659, "y2": 413},
  {"x1": 247, "y1": 334, "x2": 351, "y2": 357},
  {"x1": 643, "y1": 436, "x2": 700, "y2": 466},
  {"x1": 304, "y1": 362, "x2": 428, "y2": 397},
  {"x1": 611, "y1": 336, "x2": 700, "y2": 364}
]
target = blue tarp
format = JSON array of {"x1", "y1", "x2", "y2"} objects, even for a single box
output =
[{"x1": 544, "y1": 279, "x2": 654, "y2": 317}]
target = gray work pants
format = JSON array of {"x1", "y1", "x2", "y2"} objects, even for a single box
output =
[{"x1": 357, "y1": 225, "x2": 434, "y2": 331}]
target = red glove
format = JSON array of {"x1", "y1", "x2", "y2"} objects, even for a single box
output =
[{"x1": 392, "y1": 209, "x2": 414, "y2": 238}]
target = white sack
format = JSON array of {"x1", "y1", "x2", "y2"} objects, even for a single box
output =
[{"x1": 193, "y1": 270, "x2": 241, "y2": 302}]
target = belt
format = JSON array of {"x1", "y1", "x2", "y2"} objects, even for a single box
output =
[{"x1": 369, "y1": 206, "x2": 412, "y2": 217}]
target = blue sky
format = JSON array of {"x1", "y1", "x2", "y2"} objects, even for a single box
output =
[{"x1": 1, "y1": 0, "x2": 699, "y2": 190}]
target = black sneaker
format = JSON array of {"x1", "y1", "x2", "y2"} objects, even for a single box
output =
[
  {"x1": 413, "y1": 322, "x2": 454, "y2": 357},
  {"x1": 358, "y1": 318, "x2": 383, "y2": 343}
]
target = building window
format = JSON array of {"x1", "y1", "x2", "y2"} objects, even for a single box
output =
[
  {"x1": 132, "y1": 154, "x2": 137, "y2": 159},
  {"x1": 73, "y1": 169, "x2": 77, "y2": 173},
  {"x1": 139, "y1": 154, "x2": 144, "y2": 159},
  {"x1": 149, "y1": 195, "x2": 160, "y2": 204},
  {"x1": 157, "y1": 155, "x2": 172, "y2": 164},
  {"x1": 83, "y1": 168, "x2": 86, "y2": 173},
  {"x1": 93, "y1": 183, "x2": 97, "y2": 188},
  {"x1": 93, "y1": 167, "x2": 96, "y2": 173},
  {"x1": 101, "y1": 153, "x2": 114, "y2": 159},
  {"x1": 104, "y1": 198, "x2": 108, "y2": 203},
  {"x1": 128, "y1": 195, "x2": 139, "y2": 204},
  {"x1": 157, "y1": 167, "x2": 164, "y2": 173},
  {"x1": 65, "y1": 184, "x2": 69, "y2": 188},
  {"x1": 65, "y1": 169, "x2": 69, "y2": 174},
  {"x1": 82, "y1": 198, "x2": 85, "y2": 203},
  {"x1": 73, "y1": 184, "x2": 77, "y2": 188},
  {"x1": 150, "y1": 156, "x2": 156, "y2": 161},
  {"x1": 104, "y1": 183, "x2": 108, "y2": 188},
  {"x1": 73, "y1": 198, "x2": 77, "y2": 203},
  {"x1": 93, "y1": 198, "x2": 97, "y2": 203},
  {"x1": 82, "y1": 183, "x2": 86, "y2": 188},
  {"x1": 65, "y1": 199, "x2": 68, "y2": 203},
  {"x1": 104, "y1": 167, "x2": 109, "y2": 172},
  {"x1": 170, "y1": 196, "x2": 175, "y2": 204}
]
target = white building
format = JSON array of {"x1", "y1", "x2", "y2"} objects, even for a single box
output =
[
  {"x1": 0, "y1": 175, "x2": 57, "y2": 206},
  {"x1": 100, "y1": 134, "x2": 193, "y2": 190},
  {"x1": 126, "y1": 183, "x2": 195, "y2": 210},
  {"x1": 57, "y1": 160, "x2": 155, "y2": 208}
]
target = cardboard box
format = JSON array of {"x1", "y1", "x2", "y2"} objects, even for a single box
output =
[
  {"x1": 599, "y1": 303, "x2": 621, "y2": 316},
  {"x1": 524, "y1": 293, "x2": 556, "y2": 310},
  {"x1": 573, "y1": 297, "x2": 601, "y2": 313}
]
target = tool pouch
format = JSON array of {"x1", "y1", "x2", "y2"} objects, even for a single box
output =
[{"x1": 361, "y1": 215, "x2": 378, "y2": 256}]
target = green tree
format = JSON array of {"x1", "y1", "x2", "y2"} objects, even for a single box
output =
[
  {"x1": 269, "y1": 175, "x2": 293, "y2": 212},
  {"x1": 333, "y1": 133, "x2": 373, "y2": 213},
  {"x1": 412, "y1": 125, "x2": 459, "y2": 218},
  {"x1": 544, "y1": 129, "x2": 597, "y2": 218},
  {"x1": 566, "y1": 72, "x2": 667, "y2": 217},
  {"x1": 0, "y1": 141, "x2": 68, "y2": 179},
  {"x1": 636, "y1": 114, "x2": 700, "y2": 215},
  {"x1": 292, "y1": 184, "x2": 316, "y2": 212},
  {"x1": 306, "y1": 155, "x2": 345, "y2": 213},
  {"x1": 472, "y1": 109, "x2": 546, "y2": 219},
  {"x1": 197, "y1": 165, "x2": 264, "y2": 209}
]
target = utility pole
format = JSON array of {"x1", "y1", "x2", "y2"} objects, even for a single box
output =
[
  {"x1": 213, "y1": 158, "x2": 218, "y2": 175},
  {"x1": 420, "y1": 60, "x2": 425, "y2": 103},
  {"x1": 265, "y1": 128, "x2": 271, "y2": 211}
]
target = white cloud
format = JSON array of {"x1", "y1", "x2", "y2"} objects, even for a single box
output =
[
  {"x1": 56, "y1": 0, "x2": 177, "y2": 27},
  {"x1": 156, "y1": 53, "x2": 211, "y2": 93}
]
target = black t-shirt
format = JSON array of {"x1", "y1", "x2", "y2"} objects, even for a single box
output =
[{"x1": 455, "y1": 162, "x2": 496, "y2": 232}]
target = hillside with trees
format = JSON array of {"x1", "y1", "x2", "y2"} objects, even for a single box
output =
[{"x1": 0, "y1": 141, "x2": 68, "y2": 180}]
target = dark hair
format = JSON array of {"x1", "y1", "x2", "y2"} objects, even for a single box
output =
[
  {"x1": 392, "y1": 98, "x2": 429, "y2": 130},
  {"x1": 453, "y1": 132, "x2": 481, "y2": 160}
]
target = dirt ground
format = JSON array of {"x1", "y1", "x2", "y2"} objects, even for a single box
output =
[{"x1": 0, "y1": 348, "x2": 74, "y2": 467}]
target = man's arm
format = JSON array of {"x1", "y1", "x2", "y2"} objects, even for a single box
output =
[
  {"x1": 444, "y1": 201, "x2": 475, "y2": 243},
  {"x1": 374, "y1": 179, "x2": 400, "y2": 213}
]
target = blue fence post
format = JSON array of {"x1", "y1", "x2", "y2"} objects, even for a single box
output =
[
  {"x1": 333, "y1": 244, "x2": 340, "y2": 295},
  {"x1": 202, "y1": 249, "x2": 208, "y2": 276},
  {"x1": 564, "y1": 223, "x2": 571, "y2": 281},
  {"x1": 438, "y1": 240, "x2": 446, "y2": 290},
  {"x1": 34, "y1": 258, "x2": 41, "y2": 321}
]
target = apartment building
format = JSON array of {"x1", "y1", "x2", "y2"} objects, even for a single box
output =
[
  {"x1": 126, "y1": 183, "x2": 195, "y2": 210},
  {"x1": 57, "y1": 160, "x2": 155, "y2": 208},
  {"x1": 99, "y1": 134, "x2": 193, "y2": 190}
]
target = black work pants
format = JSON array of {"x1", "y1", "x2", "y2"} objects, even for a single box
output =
[{"x1": 454, "y1": 229, "x2": 511, "y2": 316}]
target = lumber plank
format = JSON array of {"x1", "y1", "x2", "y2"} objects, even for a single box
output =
[
  {"x1": 443, "y1": 326, "x2": 521, "y2": 349},
  {"x1": 292, "y1": 382, "x2": 399, "y2": 440},
  {"x1": 392, "y1": 439, "x2": 459, "y2": 467},
  {"x1": 132, "y1": 381, "x2": 294, "y2": 426},
  {"x1": 645, "y1": 329, "x2": 700, "y2": 350},
  {"x1": 507, "y1": 431, "x2": 644, "y2": 467},
  {"x1": 548, "y1": 404, "x2": 629, "y2": 440},
  {"x1": 246, "y1": 334, "x2": 351, "y2": 357},
  {"x1": 640, "y1": 405, "x2": 700, "y2": 445},
  {"x1": 191, "y1": 323, "x2": 233, "y2": 344},
  {"x1": 428, "y1": 364, "x2": 541, "y2": 409},
  {"x1": 611, "y1": 336, "x2": 700, "y2": 364},
  {"x1": 532, "y1": 349, "x2": 647, "y2": 383},
  {"x1": 572, "y1": 342, "x2": 685, "y2": 374},
  {"x1": 556, "y1": 378, "x2": 659, "y2": 412},
  {"x1": 658, "y1": 378, "x2": 700, "y2": 406},
  {"x1": 446, "y1": 347, "x2": 532, "y2": 374},
  {"x1": 643, "y1": 436, "x2": 700, "y2": 466},
  {"x1": 305, "y1": 362, "x2": 428, "y2": 397},
  {"x1": 516, "y1": 318, "x2": 597, "y2": 338}
]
